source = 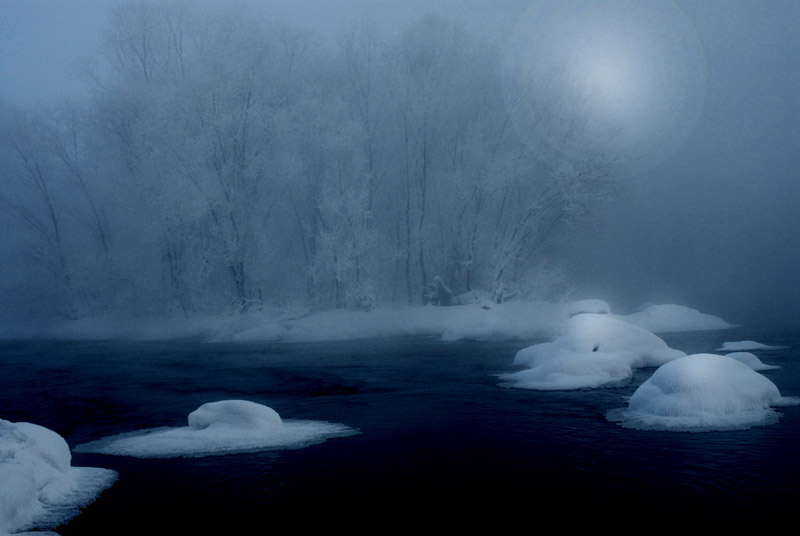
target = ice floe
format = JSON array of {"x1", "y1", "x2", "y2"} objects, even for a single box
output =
[
  {"x1": 715, "y1": 340, "x2": 788, "y2": 352},
  {"x1": 0, "y1": 419, "x2": 117, "y2": 536},
  {"x1": 500, "y1": 313, "x2": 685, "y2": 390},
  {"x1": 607, "y1": 354, "x2": 799, "y2": 431},
  {"x1": 75, "y1": 400, "x2": 357, "y2": 458}
]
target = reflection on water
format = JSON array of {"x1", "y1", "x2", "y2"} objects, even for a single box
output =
[{"x1": 1, "y1": 328, "x2": 798, "y2": 531}]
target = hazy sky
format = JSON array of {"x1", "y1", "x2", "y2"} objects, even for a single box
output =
[
  {"x1": 1, "y1": 0, "x2": 798, "y2": 325},
  {"x1": 0, "y1": 0, "x2": 528, "y2": 106},
  {"x1": 570, "y1": 0, "x2": 800, "y2": 325}
]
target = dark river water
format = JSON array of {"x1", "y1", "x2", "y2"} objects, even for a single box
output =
[{"x1": 2, "y1": 327, "x2": 799, "y2": 532}]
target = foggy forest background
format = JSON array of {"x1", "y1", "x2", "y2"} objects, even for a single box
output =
[{"x1": 1, "y1": 0, "x2": 630, "y2": 321}]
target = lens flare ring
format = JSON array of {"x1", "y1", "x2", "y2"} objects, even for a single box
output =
[{"x1": 504, "y1": 0, "x2": 707, "y2": 175}]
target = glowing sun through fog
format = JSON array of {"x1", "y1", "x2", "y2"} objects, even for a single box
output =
[
  {"x1": 504, "y1": 0, "x2": 707, "y2": 175},
  {"x1": 573, "y1": 44, "x2": 643, "y2": 121}
]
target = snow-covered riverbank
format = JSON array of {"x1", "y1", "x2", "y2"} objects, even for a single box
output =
[{"x1": 0, "y1": 300, "x2": 737, "y2": 344}]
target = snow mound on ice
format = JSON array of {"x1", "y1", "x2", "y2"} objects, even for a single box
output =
[
  {"x1": 716, "y1": 340, "x2": 788, "y2": 352},
  {"x1": 726, "y1": 352, "x2": 780, "y2": 371},
  {"x1": 188, "y1": 400, "x2": 283, "y2": 431},
  {"x1": 608, "y1": 354, "x2": 799, "y2": 431},
  {"x1": 75, "y1": 400, "x2": 356, "y2": 458},
  {"x1": 501, "y1": 351, "x2": 635, "y2": 391},
  {"x1": 0, "y1": 419, "x2": 116, "y2": 535},
  {"x1": 501, "y1": 313, "x2": 685, "y2": 390},
  {"x1": 619, "y1": 304, "x2": 735, "y2": 333}
]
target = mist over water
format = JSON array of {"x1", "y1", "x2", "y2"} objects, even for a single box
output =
[
  {"x1": 3, "y1": 333, "x2": 799, "y2": 531},
  {"x1": 571, "y1": 1, "x2": 800, "y2": 327}
]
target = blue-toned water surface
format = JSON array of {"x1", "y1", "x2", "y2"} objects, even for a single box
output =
[{"x1": 1, "y1": 327, "x2": 798, "y2": 532}]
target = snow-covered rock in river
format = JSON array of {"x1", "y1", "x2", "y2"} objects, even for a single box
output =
[
  {"x1": 188, "y1": 399, "x2": 284, "y2": 431},
  {"x1": 715, "y1": 340, "x2": 788, "y2": 352},
  {"x1": 618, "y1": 304, "x2": 736, "y2": 333},
  {"x1": 500, "y1": 313, "x2": 685, "y2": 390},
  {"x1": 75, "y1": 400, "x2": 357, "y2": 458},
  {"x1": 607, "y1": 354, "x2": 799, "y2": 431},
  {"x1": 726, "y1": 352, "x2": 780, "y2": 371},
  {"x1": 569, "y1": 299, "x2": 611, "y2": 316},
  {"x1": 501, "y1": 350, "x2": 636, "y2": 391},
  {"x1": 0, "y1": 419, "x2": 117, "y2": 536}
]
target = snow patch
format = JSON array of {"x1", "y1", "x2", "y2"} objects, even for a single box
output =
[
  {"x1": 618, "y1": 304, "x2": 735, "y2": 333},
  {"x1": 716, "y1": 340, "x2": 789, "y2": 352},
  {"x1": 725, "y1": 352, "x2": 780, "y2": 371},
  {"x1": 607, "y1": 354, "x2": 799, "y2": 431},
  {"x1": 0, "y1": 419, "x2": 117, "y2": 536},
  {"x1": 75, "y1": 400, "x2": 357, "y2": 458},
  {"x1": 501, "y1": 350, "x2": 635, "y2": 390},
  {"x1": 501, "y1": 313, "x2": 685, "y2": 390}
]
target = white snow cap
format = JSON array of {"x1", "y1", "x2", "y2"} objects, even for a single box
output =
[
  {"x1": 619, "y1": 304, "x2": 736, "y2": 333},
  {"x1": 608, "y1": 354, "x2": 799, "y2": 431},
  {"x1": 75, "y1": 400, "x2": 356, "y2": 458},
  {"x1": 716, "y1": 340, "x2": 788, "y2": 352},
  {"x1": 188, "y1": 400, "x2": 283, "y2": 431},
  {"x1": 0, "y1": 419, "x2": 116, "y2": 535},
  {"x1": 501, "y1": 313, "x2": 685, "y2": 390}
]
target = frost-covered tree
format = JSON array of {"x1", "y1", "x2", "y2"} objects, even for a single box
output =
[
  {"x1": 390, "y1": 14, "x2": 492, "y2": 303},
  {"x1": 0, "y1": 107, "x2": 75, "y2": 316},
  {"x1": 0, "y1": 1, "x2": 625, "y2": 321},
  {"x1": 484, "y1": 64, "x2": 623, "y2": 302}
]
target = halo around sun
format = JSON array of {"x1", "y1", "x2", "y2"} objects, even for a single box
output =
[{"x1": 504, "y1": 0, "x2": 707, "y2": 175}]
